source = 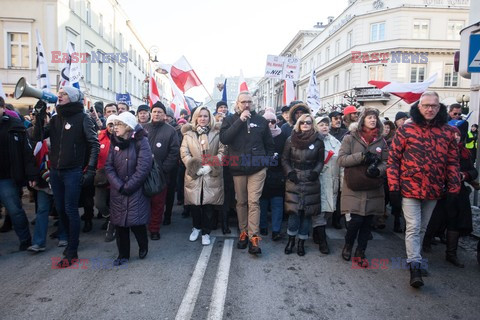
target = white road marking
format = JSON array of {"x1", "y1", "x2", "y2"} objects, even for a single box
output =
[
  {"x1": 175, "y1": 237, "x2": 216, "y2": 320},
  {"x1": 207, "y1": 239, "x2": 234, "y2": 320}
]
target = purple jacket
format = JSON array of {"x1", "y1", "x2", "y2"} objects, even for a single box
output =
[{"x1": 105, "y1": 128, "x2": 152, "y2": 227}]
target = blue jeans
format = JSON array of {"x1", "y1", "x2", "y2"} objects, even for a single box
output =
[
  {"x1": 0, "y1": 179, "x2": 31, "y2": 243},
  {"x1": 49, "y1": 167, "x2": 82, "y2": 255},
  {"x1": 287, "y1": 212, "x2": 312, "y2": 240},
  {"x1": 32, "y1": 190, "x2": 53, "y2": 247},
  {"x1": 260, "y1": 197, "x2": 284, "y2": 233}
]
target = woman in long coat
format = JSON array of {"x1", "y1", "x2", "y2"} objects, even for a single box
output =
[
  {"x1": 337, "y1": 108, "x2": 388, "y2": 267},
  {"x1": 282, "y1": 113, "x2": 325, "y2": 256},
  {"x1": 181, "y1": 106, "x2": 225, "y2": 246},
  {"x1": 105, "y1": 112, "x2": 152, "y2": 266}
]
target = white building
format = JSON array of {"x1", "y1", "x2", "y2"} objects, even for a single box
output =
[
  {"x1": 257, "y1": 0, "x2": 471, "y2": 119},
  {"x1": 0, "y1": 0, "x2": 170, "y2": 112}
]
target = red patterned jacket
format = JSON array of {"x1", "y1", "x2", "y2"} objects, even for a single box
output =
[{"x1": 387, "y1": 102, "x2": 461, "y2": 200}]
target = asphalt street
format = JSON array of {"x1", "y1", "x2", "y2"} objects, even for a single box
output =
[{"x1": 0, "y1": 197, "x2": 479, "y2": 320}]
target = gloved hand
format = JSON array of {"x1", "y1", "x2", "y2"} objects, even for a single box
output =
[
  {"x1": 366, "y1": 164, "x2": 380, "y2": 178},
  {"x1": 287, "y1": 171, "x2": 299, "y2": 184},
  {"x1": 81, "y1": 166, "x2": 96, "y2": 187},
  {"x1": 34, "y1": 100, "x2": 47, "y2": 119},
  {"x1": 363, "y1": 151, "x2": 379, "y2": 165},
  {"x1": 308, "y1": 171, "x2": 319, "y2": 181},
  {"x1": 196, "y1": 165, "x2": 212, "y2": 176},
  {"x1": 389, "y1": 191, "x2": 402, "y2": 209}
]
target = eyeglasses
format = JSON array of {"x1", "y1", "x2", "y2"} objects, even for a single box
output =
[
  {"x1": 299, "y1": 121, "x2": 313, "y2": 125},
  {"x1": 239, "y1": 100, "x2": 253, "y2": 105},
  {"x1": 452, "y1": 113, "x2": 461, "y2": 116},
  {"x1": 113, "y1": 122, "x2": 126, "y2": 127},
  {"x1": 57, "y1": 92, "x2": 68, "y2": 97},
  {"x1": 268, "y1": 120, "x2": 276, "y2": 124},
  {"x1": 420, "y1": 104, "x2": 440, "y2": 110}
]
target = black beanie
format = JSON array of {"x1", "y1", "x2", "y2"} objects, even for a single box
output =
[
  {"x1": 216, "y1": 101, "x2": 227, "y2": 112},
  {"x1": 94, "y1": 101, "x2": 104, "y2": 114},
  {"x1": 137, "y1": 104, "x2": 150, "y2": 113},
  {"x1": 152, "y1": 101, "x2": 166, "y2": 114}
]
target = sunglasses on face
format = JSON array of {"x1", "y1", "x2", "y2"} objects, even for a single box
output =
[
  {"x1": 300, "y1": 121, "x2": 313, "y2": 125},
  {"x1": 268, "y1": 120, "x2": 276, "y2": 124},
  {"x1": 453, "y1": 113, "x2": 461, "y2": 116}
]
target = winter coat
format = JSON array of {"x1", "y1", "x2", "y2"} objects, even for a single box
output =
[
  {"x1": 261, "y1": 130, "x2": 288, "y2": 199},
  {"x1": 33, "y1": 101, "x2": 99, "y2": 170},
  {"x1": 180, "y1": 123, "x2": 225, "y2": 206},
  {"x1": 387, "y1": 102, "x2": 461, "y2": 200},
  {"x1": 338, "y1": 116, "x2": 388, "y2": 217},
  {"x1": 105, "y1": 128, "x2": 153, "y2": 227},
  {"x1": 282, "y1": 133, "x2": 325, "y2": 216},
  {"x1": 97, "y1": 129, "x2": 111, "y2": 170},
  {"x1": 330, "y1": 127, "x2": 348, "y2": 142},
  {"x1": 220, "y1": 111, "x2": 275, "y2": 176},
  {"x1": 320, "y1": 134, "x2": 342, "y2": 213},
  {"x1": 1, "y1": 115, "x2": 37, "y2": 186},
  {"x1": 143, "y1": 121, "x2": 180, "y2": 181}
]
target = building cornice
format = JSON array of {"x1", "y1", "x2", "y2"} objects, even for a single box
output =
[{"x1": 0, "y1": 17, "x2": 35, "y2": 23}]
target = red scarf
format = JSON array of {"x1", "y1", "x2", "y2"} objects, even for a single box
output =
[{"x1": 360, "y1": 127, "x2": 379, "y2": 144}]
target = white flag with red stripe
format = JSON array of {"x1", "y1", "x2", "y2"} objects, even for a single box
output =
[
  {"x1": 238, "y1": 70, "x2": 249, "y2": 92},
  {"x1": 368, "y1": 73, "x2": 437, "y2": 104},
  {"x1": 283, "y1": 80, "x2": 296, "y2": 106},
  {"x1": 168, "y1": 76, "x2": 187, "y2": 119},
  {"x1": 149, "y1": 70, "x2": 161, "y2": 107},
  {"x1": 159, "y1": 56, "x2": 202, "y2": 93}
]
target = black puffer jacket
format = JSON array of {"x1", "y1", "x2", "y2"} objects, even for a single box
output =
[
  {"x1": 282, "y1": 133, "x2": 324, "y2": 216},
  {"x1": 143, "y1": 121, "x2": 180, "y2": 177},
  {"x1": 220, "y1": 111, "x2": 275, "y2": 176},
  {"x1": 34, "y1": 101, "x2": 99, "y2": 170},
  {"x1": 261, "y1": 130, "x2": 287, "y2": 198},
  {"x1": 2, "y1": 115, "x2": 37, "y2": 186}
]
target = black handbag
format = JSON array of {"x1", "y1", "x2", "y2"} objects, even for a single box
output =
[
  {"x1": 135, "y1": 141, "x2": 166, "y2": 197},
  {"x1": 344, "y1": 164, "x2": 383, "y2": 191}
]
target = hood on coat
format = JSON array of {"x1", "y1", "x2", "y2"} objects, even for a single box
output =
[
  {"x1": 288, "y1": 103, "x2": 312, "y2": 127},
  {"x1": 409, "y1": 101, "x2": 448, "y2": 127},
  {"x1": 349, "y1": 107, "x2": 384, "y2": 136}
]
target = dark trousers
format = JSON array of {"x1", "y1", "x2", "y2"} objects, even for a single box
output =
[
  {"x1": 345, "y1": 214, "x2": 374, "y2": 250},
  {"x1": 79, "y1": 185, "x2": 95, "y2": 220},
  {"x1": 177, "y1": 164, "x2": 185, "y2": 203},
  {"x1": 165, "y1": 168, "x2": 178, "y2": 220},
  {"x1": 332, "y1": 191, "x2": 342, "y2": 225},
  {"x1": 115, "y1": 225, "x2": 148, "y2": 259},
  {"x1": 191, "y1": 204, "x2": 214, "y2": 235}
]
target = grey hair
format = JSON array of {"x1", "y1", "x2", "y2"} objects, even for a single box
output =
[
  {"x1": 419, "y1": 91, "x2": 439, "y2": 103},
  {"x1": 236, "y1": 91, "x2": 251, "y2": 101}
]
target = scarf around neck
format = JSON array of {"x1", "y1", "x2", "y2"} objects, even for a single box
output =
[
  {"x1": 291, "y1": 129, "x2": 317, "y2": 149},
  {"x1": 270, "y1": 125, "x2": 282, "y2": 138},
  {"x1": 360, "y1": 127, "x2": 379, "y2": 144}
]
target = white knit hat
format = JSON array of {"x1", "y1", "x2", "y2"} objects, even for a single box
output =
[
  {"x1": 116, "y1": 111, "x2": 137, "y2": 130},
  {"x1": 106, "y1": 114, "x2": 118, "y2": 126}
]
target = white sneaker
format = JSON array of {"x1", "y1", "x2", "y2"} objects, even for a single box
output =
[
  {"x1": 57, "y1": 240, "x2": 68, "y2": 247},
  {"x1": 202, "y1": 234, "x2": 211, "y2": 246},
  {"x1": 189, "y1": 228, "x2": 201, "y2": 242},
  {"x1": 27, "y1": 244, "x2": 46, "y2": 252}
]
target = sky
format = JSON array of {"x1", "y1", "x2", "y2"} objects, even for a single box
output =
[{"x1": 119, "y1": 0, "x2": 348, "y2": 102}]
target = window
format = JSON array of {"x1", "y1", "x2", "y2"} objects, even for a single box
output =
[
  {"x1": 326, "y1": 46, "x2": 330, "y2": 62},
  {"x1": 134, "y1": 76, "x2": 137, "y2": 96},
  {"x1": 108, "y1": 66, "x2": 113, "y2": 90},
  {"x1": 86, "y1": 1, "x2": 91, "y2": 26},
  {"x1": 413, "y1": 20, "x2": 429, "y2": 39},
  {"x1": 118, "y1": 33, "x2": 123, "y2": 51},
  {"x1": 108, "y1": 24, "x2": 113, "y2": 42},
  {"x1": 368, "y1": 65, "x2": 384, "y2": 81},
  {"x1": 118, "y1": 71, "x2": 123, "y2": 92},
  {"x1": 345, "y1": 69, "x2": 351, "y2": 89},
  {"x1": 134, "y1": 49, "x2": 137, "y2": 65},
  {"x1": 98, "y1": 61, "x2": 104, "y2": 88},
  {"x1": 333, "y1": 74, "x2": 339, "y2": 93},
  {"x1": 7, "y1": 32, "x2": 29, "y2": 68},
  {"x1": 310, "y1": 58, "x2": 314, "y2": 71},
  {"x1": 335, "y1": 39, "x2": 340, "y2": 56},
  {"x1": 99, "y1": 14, "x2": 104, "y2": 36},
  {"x1": 347, "y1": 31, "x2": 353, "y2": 49},
  {"x1": 85, "y1": 53, "x2": 91, "y2": 83},
  {"x1": 370, "y1": 22, "x2": 385, "y2": 42},
  {"x1": 129, "y1": 45, "x2": 132, "y2": 61},
  {"x1": 324, "y1": 79, "x2": 329, "y2": 96},
  {"x1": 128, "y1": 72, "x2": 132, "y2": 92},
  {"x1": 444, "y1": 64, "x2": 458, "y2": 87},
  {"x1": 410, "y1": 65, "x2": 426, "y2": 82},
  {"x1": 447, "y1": 20, "x2": 464, "y2": 40},
  {"x1": 317, "y1": 53, "x2": 321, "y2": 66}
]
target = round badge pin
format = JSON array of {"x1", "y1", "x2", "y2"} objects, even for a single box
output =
[
  {"x1": 65, "y1": 123, "x2": 71, "y2": 130},
  {"x1": 156, "y1": 142, "x2": 162, "y2": 148},
  {"x1": 100, "y1": 144, "x2": 105, "y2": 149},
  {"x1": 201, "y1": 140, "x2": 205, "y2": 145},
  {"x1": 309, "y1": 144, "x2": 314, "y2": 150},
  {"x1": 114, "y1": 146, "x2": 120, "y2": 151},
  {"x1": 376, "y1": 147, "x2": 382, "y2": 153}
]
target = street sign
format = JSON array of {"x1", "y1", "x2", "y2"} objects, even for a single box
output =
[{"x1": 467, "y1": 34, "x2": 480, "y2": 73}]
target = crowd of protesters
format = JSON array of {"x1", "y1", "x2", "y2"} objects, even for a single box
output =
[{"x1": 1, "y1": 88, "x2": 480, "y2": 289}]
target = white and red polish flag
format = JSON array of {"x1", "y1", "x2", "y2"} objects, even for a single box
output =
[
  {"x1": 283, "y1": 79, "x2": 296, "y2": 106},
  {"x1": 368, "y1": 73, "x2": 437, "y2": 104},
  {"x1": 167, "y1": 56, "x2": 202, "y2": 93},
  {"x1": 238, "y1": 70, "x2": 249, "y2": 92},
  {"x1": 149, "y1": 70, "x2": 161, "y2": 107},
  {"x1": 168, "y1": 75, "x2": 188, "y2": 119}
]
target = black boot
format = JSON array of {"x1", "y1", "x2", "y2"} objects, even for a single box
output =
[
  {"x1": 409, "y1": 262, "x2": 424, "y2": 288},
  {"x1": 105, "y1": 222, "x2": 115, "y2": 242},
  {"x1": 318, "y1": 226, "x2": 329, "y2": 254},
  {"x1": 0, "y1": 214, "x2": 12, "y2": 233},
  {"x1": 57, "y1": 252, "x2": 79, "y2": 269},
  {"x1": 393, "y1": 215, "x2": 403, "y2": 233},
  {"x1": 312, "y1": 226, "x2": 320, "y2": 244},
  {"x1": 446, "y1": 230, "x2": 465, "y2": 268},
  {"x1": 83, "y1": 219, "x2": 93, "y2": 233},
  {"x1": 221, "y1": 210, "x2": 231, "y2": 234},
  {"x1": 284, "y1": 236, "x2": 295, "y2": 254},
  {"x1": 353, "y1": 248, "x2": 368, "y2": 268},
  {"x1": 342, "y1": 243, "x2": 353, "y2": 261},
  {"x1": 332, "y1": 211, "x2": 342, "y2": 229},
  {"x1": 297, "y1": 239, "x2": 305, "y2": 256},
  {"x1": 163, "y1": 213, "x2": 171, "y2": 226}
]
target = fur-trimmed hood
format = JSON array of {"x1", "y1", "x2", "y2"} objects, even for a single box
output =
[
  {"x1": 180, "y1": 122, "x2": 222, "y2": 136},
  {"x1": 288, "y1": 103, "x2": 312, "y2": 126},
  {"x1": 349, "y1": 107, "x2": 384, "y2": 136},
  {"x1": 409, "y1": 101, "x2": 448, "y2": 127}
]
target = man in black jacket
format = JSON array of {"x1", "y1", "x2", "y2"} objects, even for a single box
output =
[
  {"x1": 34, "y1": 86, "x2": 99, "y2": 267},
  {"x1": 0, "y1": 97, "x2": 37, "y2": 250},
  {"x1": 220, "y1": 92, "x2": 275, "y2": 255}
]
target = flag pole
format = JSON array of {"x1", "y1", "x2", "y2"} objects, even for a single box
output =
[
  {"x1": 380, "y1": 97, "x2": 403, "y2": 116},
  {"x1": 182, "y1": 55, "x2": 214, "y2": 102}
]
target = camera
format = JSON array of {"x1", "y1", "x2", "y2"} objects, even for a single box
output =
[{"x1": 366, "y1": 157, "x2": 381, "y2": 178}]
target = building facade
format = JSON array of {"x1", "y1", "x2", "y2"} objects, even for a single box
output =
[
  {"x1": 0, "y1": 0, "x2": 170, "y2": 112},
  {"x1": 257, "y1": 0, "x2": 471, "y2": 119}
]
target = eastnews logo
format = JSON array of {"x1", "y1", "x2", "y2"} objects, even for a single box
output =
[
  {"x1": 51, "y1": 257, "x2": 128, "y2": 269},
  {"x1": 351, "y1": 257, "x2": 428, "y2": 270},
  {"x1": 51, "y1": 51, "x2": 128, "y2": 64},
  {"x1": 351, "y1": 51, "x2": 429, "y2": 64}
]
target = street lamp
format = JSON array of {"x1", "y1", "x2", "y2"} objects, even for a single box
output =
[
  {"x1": 149, "y1": 45, "x2": 159, "y2": 63},
  {"x1": 456, "y1": 94, "x2": 470, "y2": 114}
]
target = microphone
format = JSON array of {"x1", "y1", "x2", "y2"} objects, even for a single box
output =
[{"x1": 247, "y1": 118, "x2": 251, "y2": 133}]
